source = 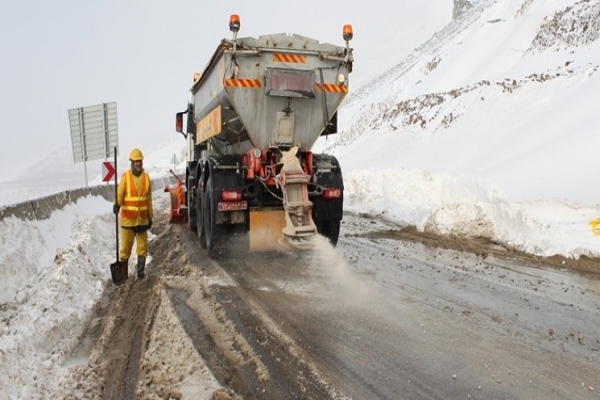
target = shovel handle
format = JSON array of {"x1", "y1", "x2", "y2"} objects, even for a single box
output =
[{"x1": 114, "y1": 147, "x2": 119, "y2": 261}]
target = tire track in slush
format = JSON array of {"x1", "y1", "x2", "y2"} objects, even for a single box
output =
[
  {"x1": 169, "y1": 225, "x2": 339, "y2": 399},
  {"x1": 218, "y1": 257, "x2": 394, "y2": 400},
  {"x1": 101, "y1": 276, "x2": 157, "y2": 399}
]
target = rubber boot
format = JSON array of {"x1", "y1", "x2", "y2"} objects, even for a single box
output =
[{"x1": 136, "y1": 256, "x2": 146, "y2": 279}]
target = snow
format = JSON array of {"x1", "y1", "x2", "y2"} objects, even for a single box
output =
[{"x1": 2, "y1": 0, "x2": 600, "y2": 398}]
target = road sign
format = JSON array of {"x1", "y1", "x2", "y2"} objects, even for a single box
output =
[
  {"x1": 68, "y1": 102, "x2": 119, "y2": 187},
  {"x1": 102, "y1": 161, "x2": 116, "y2": 182},
  {"x1": 68, "y1": 102, "x2": 119, "y2": 163}
]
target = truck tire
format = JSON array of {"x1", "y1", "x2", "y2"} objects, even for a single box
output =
[
  {"x1": 204, "y1": 176, "x2": 224, "y2": 259},
  {"x1": 187, "y1": 177, "x2": 197, "y2": 232},
  {"x1": 196, "y1": 182, "x2": 206, "y2": 249},
  {"x1": 317, "y1": 219, "x2": 341, "y2": 247}
]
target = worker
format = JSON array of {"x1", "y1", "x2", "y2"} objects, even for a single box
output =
[{"x1": 113, "y1": 148, "x2": 154, "y2": 279}]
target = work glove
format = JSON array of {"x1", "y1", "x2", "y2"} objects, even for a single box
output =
[
  {"x1": 113, "y1": 204, "x2": 120, "y2": 215},
  {"x1": 147, "y1": 219, "x2": 153, "y2": 230}
]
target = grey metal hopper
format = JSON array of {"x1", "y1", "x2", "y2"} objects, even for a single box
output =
[{"x1": 190, "y1": 33, "x2": 353, "y2": 155}]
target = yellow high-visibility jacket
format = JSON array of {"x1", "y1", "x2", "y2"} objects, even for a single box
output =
[{"x1": 117, "y1": 169, "x2": 153, "y2": 227}]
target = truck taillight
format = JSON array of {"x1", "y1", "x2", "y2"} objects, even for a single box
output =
[
  {"x1": 222, "y1": 190, "x2": 242, "y2": 201},
  {"x1": 323, "y1": 188, "x2": 341, "y2": 199},
  {"x1": 229, "y1": 14, "x2": 240, "y2": 32},
  {"x1": 343, "y1": 24, "x2": 353, "y2": 41}
]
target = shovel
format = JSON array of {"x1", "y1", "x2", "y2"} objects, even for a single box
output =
[{"x1": 110, "y1": 147, "x2": 128, "y2": 285}]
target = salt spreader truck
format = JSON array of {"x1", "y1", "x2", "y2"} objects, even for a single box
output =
[{"x1": 170, "y1": 15, "x2": 354, "y2": 258}]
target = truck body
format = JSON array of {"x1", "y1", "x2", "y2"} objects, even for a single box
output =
[{"x1": 172, "y1": 16, "x2": 354, "y2": 258}]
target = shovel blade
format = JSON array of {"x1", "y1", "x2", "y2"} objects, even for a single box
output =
[{"x1": 110, "y1": 260, "x2": 128, "y2": 285}]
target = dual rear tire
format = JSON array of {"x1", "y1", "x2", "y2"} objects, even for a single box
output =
[
  {"x1": 203, "y1": 176, "x2": 222, "y2": 258},
  {"x1": 315, "y1": 219, "x2": 341, "y2": 247},
  {"x1": 196, "y1": 180, "x2": 206, "y2": 249},
  {"x1": 194, "y1": 176, "x2": 219, "y2": 256}
]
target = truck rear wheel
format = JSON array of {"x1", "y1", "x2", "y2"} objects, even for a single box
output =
[
  {"x1": 204, "y1": 176, "x2": 224, "y2": 258},
  {"x1": 317, "y1": 219, "x2": 341, "y2": 247},
  {"x1": 196, "y1": 182, "x2": 206, "y2": 249},
  {"x1": 187, "y1": 177, "x2": 197, "y2": 232}
]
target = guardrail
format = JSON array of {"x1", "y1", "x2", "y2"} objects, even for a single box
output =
[{"x1": 0, "y1": 177, "x2": 173, "y2": 222}]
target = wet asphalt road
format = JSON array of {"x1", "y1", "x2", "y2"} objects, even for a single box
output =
[{"x1": 209, "y1": 214, "x2": 600, "y2": 399}]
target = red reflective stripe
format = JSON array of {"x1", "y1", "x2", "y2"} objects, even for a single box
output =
[
  {"x1": 225, "y1": 78, "x2": 262, "y2": 88},
  {"x1": 315, "y1": 83, "x2": 348, "y2": 93},
  {"x1": 121, "y1": 210, "x2": 149, "y2": 219},
  {"x1": 272, "y1": 53, "x2": 307, "y2": 63}
]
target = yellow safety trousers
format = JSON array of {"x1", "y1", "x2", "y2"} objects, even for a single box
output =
[{"x1": 120, "y1": 227, "x2": 148, "y2": 260}]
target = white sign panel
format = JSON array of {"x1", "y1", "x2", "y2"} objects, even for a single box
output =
[{"x1": 68, "y1": 102, "x2": 119, "y2": 163}]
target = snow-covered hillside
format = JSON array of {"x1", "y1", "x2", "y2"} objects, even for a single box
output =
[{"x1": 322, "y1": 0, "x2": 600, "y2": 206}]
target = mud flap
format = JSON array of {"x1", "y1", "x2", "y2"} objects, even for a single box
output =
[{"x1": 249, "y1": 209, "x2": 286, "y2": 252}]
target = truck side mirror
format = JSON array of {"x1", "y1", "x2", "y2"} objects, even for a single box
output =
[
  {"x1": 175, "y1": 112, "x2": 188, "y2": 139},
  {"x1": 176, "y1": 112, "x2": 184, "y2": 133}
]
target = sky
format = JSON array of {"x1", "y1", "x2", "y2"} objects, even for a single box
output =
[
  {"x1": 3, "y1": 0, "x2": 600, "y2": 397},
  {"x1": 0, "y1": 0, "x2": 451, "y2": 175}
]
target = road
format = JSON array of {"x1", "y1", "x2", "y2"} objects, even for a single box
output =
[{"x1": 60, "y1": 212, "x2": 600, "y2": 399}]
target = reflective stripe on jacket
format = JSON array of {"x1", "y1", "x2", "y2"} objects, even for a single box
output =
[{"x1": 117, "y1": 169, "x2": 153, "y2": 227}]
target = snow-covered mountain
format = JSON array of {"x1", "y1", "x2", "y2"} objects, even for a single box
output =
[{"x1": 321, "y1": 0, "x2": 600, "y2": 206}]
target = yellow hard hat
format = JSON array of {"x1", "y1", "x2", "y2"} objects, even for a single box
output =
[{"x1": 129, "y1": 148, "x2": 144, "y2": 161}]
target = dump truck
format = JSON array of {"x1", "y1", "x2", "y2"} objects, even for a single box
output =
[{"x1": 170, "y1": 15, "x2": 354, "y2": 258}]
